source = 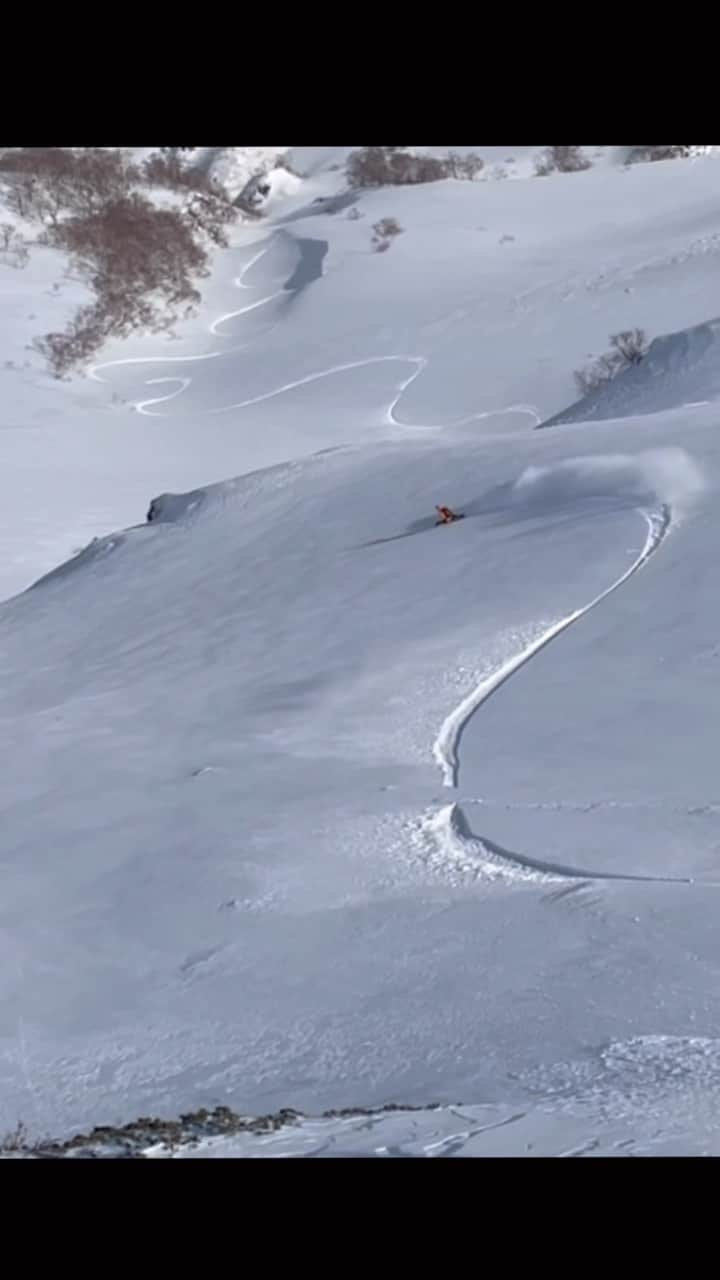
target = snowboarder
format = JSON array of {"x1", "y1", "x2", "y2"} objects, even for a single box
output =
[{"x1": 435, "y1": 505, "x2": 462, "y2": 525}]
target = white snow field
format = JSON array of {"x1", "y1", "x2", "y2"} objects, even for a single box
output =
[{"x1": 4, "y1": 147, "x2": 720, "y2": 1155}]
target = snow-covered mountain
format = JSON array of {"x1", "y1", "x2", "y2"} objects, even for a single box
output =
[{"x1": 3, "y1": 146, "x2": 720, "y2": 1156}]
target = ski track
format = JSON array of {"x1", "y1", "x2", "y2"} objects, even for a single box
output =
[
  {"x1": 88, "y1": 242, "x2": 274, "y2": 412},
  {"x1": 416, "y1": 802, "x2": 696, "y2": 887},
  {"x1": 209, "y1": 244, "x2": 281, "y2": 336},
  {"x1": 209, "y1": 292, "x2": 280, "y2": 336},
  {"x1": 433, "y1": 505, "x2": 670, "y2": 790},
  {"x1": 421, "y1": 504, "x2": 702, "y2": 887},
  {"x1": 109, "y1": 351, "x2": 540, "y2": 427},
  {"x1": 134, "y1": 377, "x2": 191, "y2": 415},
  {"x1": 85, "y1": 231, "x2": 685, "y2": 893},
  {"x1": 88, "y1": 231, "x2": 541, "y2": 428},
  {"x1": 207, "y1": 353, "x2": 540, "y2": 430}
]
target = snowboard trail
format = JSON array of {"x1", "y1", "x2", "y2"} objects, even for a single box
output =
[{"x1": 433, "y1": 506, "x2": 670, "y2": 790}]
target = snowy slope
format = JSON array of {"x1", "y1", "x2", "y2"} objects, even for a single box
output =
[
  {"x1": 4, "y1": 147, "x2": 720, "y2": 1152},
  {"x1": 154, "y1": 1048, "x2": 720, "y2": 1156},
  {"x1": 3, "y1": 147, "x2": 720, "y2": 599},
  {"x1": 2, "y1": 401, "x2": 720, "y2": 1143}
]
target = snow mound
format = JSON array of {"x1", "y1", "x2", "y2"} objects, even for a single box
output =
[{"x1": 544, "y1": 317, "x2": 720, "y2": 425}]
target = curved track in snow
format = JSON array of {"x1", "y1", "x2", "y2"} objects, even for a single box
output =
[
  {"x1": 88, "y1": 241, "x2": 280, "y2": 413},
  {"x1": 209, "y1": 245, "x2": 281, "y2": 337},
  {"x1": 434, "y1": 505, "x2": 670, "y2": 789},
  {"x1": 93, "y1": 347, "x2": 541, "y2": 428},
  {"x1": 209, "y1": 354, "x2": 540, "y2": 429},
  {"x1": 88, "y1": 233, "x2": 541, "y2": 428},
  {"x1": 424, "y1": 504, "x2": 687, "y2": 886},
  {"x1": 427, "y1": 801, "x2": 696, "y2": 887}
]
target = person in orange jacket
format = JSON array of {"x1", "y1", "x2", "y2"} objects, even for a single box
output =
[{"x1": 435, "y1": 504, "x2": 461, "y2": 525}]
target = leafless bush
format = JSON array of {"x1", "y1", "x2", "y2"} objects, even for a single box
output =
[
  {"x1": 0, "y1": 148, "x2": 239, "y2": 377},
  {"x1": 0, "y1": 221, "x2": 28, "y2": 267},
  {"x1": 348, "y1": 146, "x2": 480, "y2": 189},
  {"x1": 183, "y1": 189, "x2": 236, "y2": 246},
  {"x1": 574, "y1": 328, "x2": 649, "y2": 395},
  {"x1": 1, "y1": 1121, "x2": 29, "y2": 1153},
  {"x1": 141, "y1": 154, "x2": 236, "y2": 244},
  {"x1": 0, "y1": 148, "x2": 138, "y2": 224},
  {"x1": 34, "y1": 303, "x2": 125, "y2": 378},
  {"x1": 535, "y1": 146, "x2": 592, "y2": 176},
  {"x1": 52, "y1": 194, "x2": 207, "y2": 299},
  {"x1": 625, "y1": 146, "x2": 692, "y2": 165},
  {"x1": 371, "y1": 217, "x2": 404, "y2": 252},
  {"x1": 610, "y1": 329, "x2": 648, "y2": 364},
  {"x1": 142, "y1": 151, "x2": 208, "y2": 192},
  {"x1": 36, "y1": 194, "x2": 208, "y2": 376},
  {"x1": 445, "y1": 150, "x2": 484, "y2": 180},
  {"x1": 273, "y1": 152, "x2": 304, "y2": 178}
]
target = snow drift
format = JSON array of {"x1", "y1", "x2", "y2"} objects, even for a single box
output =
[{"x1": 543, "y1": 318, "x2": 720, "y2": 426}]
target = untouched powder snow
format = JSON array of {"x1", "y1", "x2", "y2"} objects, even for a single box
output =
[{"x1": 5, "y1": 147, "x2": 720, "y2": 1153}]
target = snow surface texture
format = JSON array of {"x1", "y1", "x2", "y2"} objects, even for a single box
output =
[
  {"x1": 152, "y1": 1035, "x2": 720, "y2": 1156},
  {"x1": 4, "y1": 144, "x2": 720, "y2": 598},
  {"x1": 4, "y1": 147, "x2": 720, "y2": 1154}
]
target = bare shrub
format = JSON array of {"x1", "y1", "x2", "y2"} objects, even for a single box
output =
[
  {"x1": 188, "y1": 193, "x2": 235, "y2": 244},
  {"x1": 37, "y1": 194, "x2": 208, "y2": 376},
  {"x1": 626, "y1": 145, "x2": 692, "y2": 165},
  {"x1": 0, "y1": 221, "x2": 28, "y2": 267},
  {"x1": 535, "y1": 146, "x2": 592, "y2": 176},
  {"x1": 149, "y1": 154, "x2": 236, "y2": 246},
  {"x1": 142, "y1": 151, "x2": 207, "y2": 192},
  {"x1": 141, "y1": 154, "x2": 236, "y2": 244},
  {"x1": 574, "y1": 328, "x2": 649, "y2": 395},
  {"x1": 0, "y1": 148, "x2": 138, "y2": 224},
  {"x1": 0, "y1": 148, "x2": 239, "y2": 377},
  {"x1": 34, "y1": 302, "x2": 124, "y2": 377},
  {"x1": 610, "y1": 328, "x2": 647, "y2": 364},
  {"x1": 273, "y1": 152, "x2": 304, "y2": 178},
  {"x1": 348, "y1": 146, "x2": 476, "y2": 189},
  {"x1": 51, "y1": 195, "x2": 206, "y2": 299},
  {"x1": 371, "y1": 217, "x2": 404, "y2": 252},
  {"x1": 575, "y1": 359, "x2": 610, "y2": 396},
  {"x1": 445, "y1": 150, "x2": 484, "y2": 180},
  {"x1": 1, "y1": 1121, "x2": 29, "y2": 1153}
]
